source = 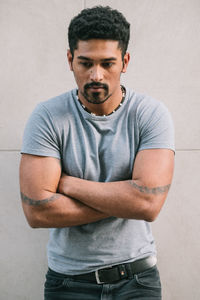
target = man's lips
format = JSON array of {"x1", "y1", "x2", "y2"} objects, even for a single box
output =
[{"x1": 88, "y1": 86, "x2": 105, "y2": 91}]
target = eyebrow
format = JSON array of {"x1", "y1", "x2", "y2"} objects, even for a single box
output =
[{"x1": 77, "y1": 56, "x2": 117, "y2": 61}]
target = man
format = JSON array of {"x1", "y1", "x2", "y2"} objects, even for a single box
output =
[{"x1": 20, "y1": 6, "x2": 174, "y2": 300}]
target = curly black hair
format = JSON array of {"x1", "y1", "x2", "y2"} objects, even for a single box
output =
[{"x1": 68, "y1": 6, "x2": 130, "y2": 59}]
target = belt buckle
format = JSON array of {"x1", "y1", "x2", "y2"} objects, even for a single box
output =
[{"x1": 95, "y1": 269, "x2": 105, "y2": 284}]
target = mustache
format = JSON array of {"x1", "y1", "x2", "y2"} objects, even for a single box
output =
[{"x1": 84, "y1": 82, "x2": 108, "y2": 90}]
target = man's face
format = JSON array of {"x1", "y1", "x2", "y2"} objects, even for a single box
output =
[{"x1": 67, "y1": 39, "x2": 129, "y2": 105}]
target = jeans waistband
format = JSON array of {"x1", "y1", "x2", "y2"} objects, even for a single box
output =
[{"x1": 49, "y1": 256, "x2": 157, "y2": 285}]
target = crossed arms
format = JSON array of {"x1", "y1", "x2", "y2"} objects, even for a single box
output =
[{"x1": 19, "y1": 149, "x2": 174, "y2": 228}]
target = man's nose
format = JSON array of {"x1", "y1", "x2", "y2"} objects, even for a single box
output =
[{"x1": 90, "y1": 66, "x2": 103, "y2": 82}]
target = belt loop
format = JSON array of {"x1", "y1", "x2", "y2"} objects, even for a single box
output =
[{"x1": 125, "y1": 263, "x2": 133, "y2": 279}]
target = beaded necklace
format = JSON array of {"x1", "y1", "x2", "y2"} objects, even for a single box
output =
[{"x1": 76, "y1": 85, "x2": 126, "y2": 116}]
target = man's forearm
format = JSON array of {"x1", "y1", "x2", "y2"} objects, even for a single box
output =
[
  {"x1": 58, "y1": 175, "x2": 170, "y2": 222},
  {"x1": 21, "y1": 191, "x2": 109, "y2": 228}
]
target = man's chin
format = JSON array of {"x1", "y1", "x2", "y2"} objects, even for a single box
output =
[
  {"x1": 84, "y1": 92, "x2": 110, "y2": 104},
  {"x1": 86, "y1": 97, "x2": 110, "y2": 105}
]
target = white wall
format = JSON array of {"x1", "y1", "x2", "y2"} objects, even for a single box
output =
[{"x1": 0, "y1": 1, "x2": 200, "y2": 299}]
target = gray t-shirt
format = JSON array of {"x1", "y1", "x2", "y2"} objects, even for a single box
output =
[{"x1": 21, "y1": 87, "x2": 175, "y2": 275}]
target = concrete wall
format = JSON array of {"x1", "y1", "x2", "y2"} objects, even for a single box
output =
[{"x1": 0, "y1": 0, "x2": 199, "y2": 299}]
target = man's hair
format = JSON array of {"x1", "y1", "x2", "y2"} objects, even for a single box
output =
[{"x1": 68, "y1": 6, "x2": 130, "y2": 58}]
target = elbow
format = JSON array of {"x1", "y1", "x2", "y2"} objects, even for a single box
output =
[
  {"x1": 127, "y1": 204, "x2": 159, "y2": 222},
  {"x1": 25, "y1": 214, "x2": 42, "y2": 228},
  {"x1": 23, "y1": 208, "x2": 44, "y2": 228},
  {"x1": 144, "y1": 212, "x2": 158, "y2": 222},
  {"x1": 27, "y1": 217, "x2": 41, "y2": 228},
  {"x1": 141, "y1": 192, "x2": 167, "y2": 222},
  {"x1": 141, "y1": 199, "x2": 161, "y2": 222}
]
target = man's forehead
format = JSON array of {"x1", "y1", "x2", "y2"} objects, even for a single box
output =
[{"x1": 74, "y1": 39, "x2": 121, "y2": 58}]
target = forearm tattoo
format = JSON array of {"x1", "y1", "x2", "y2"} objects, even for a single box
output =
[
  {"x1": 20, "y1": 192, "x2": 58, "y2": 206},
  {"x1": 129, "y1": 181, "x2": 171, "y2": 195}
]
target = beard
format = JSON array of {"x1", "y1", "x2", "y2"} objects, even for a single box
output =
[{"x1": 81, "y1": 82, "x2": 111, "y2": 104}]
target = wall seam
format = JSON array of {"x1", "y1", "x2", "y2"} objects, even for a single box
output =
[
  {"x1": 175, "y1": 149, "x2": 200, "y2": 151},
  {"x1": 0, "y1": 150, "x2": 21, "y2": 152}
]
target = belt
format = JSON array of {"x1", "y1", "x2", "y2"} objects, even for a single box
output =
[{"x1": 64, "y1": 256, "x2": 157, "y2": 284}]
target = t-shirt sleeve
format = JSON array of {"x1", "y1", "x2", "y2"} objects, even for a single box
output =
[
  {"x1": 137, "y1": 98, "x2": 175, "y2": 152},
  {"x1": 21, "y1": 103, "x2": 61, "y2": 159}
]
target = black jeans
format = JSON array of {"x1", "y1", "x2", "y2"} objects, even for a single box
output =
[{"x1": 44, "y1": 266, "x2": 162, "y2": 299}]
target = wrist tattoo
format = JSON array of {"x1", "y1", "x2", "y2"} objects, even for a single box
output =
[
  {"x1": 20, "y1": 192, "x2": 58, "y2": 206},
  {"x1": 129, "y1": 181, "x2": 171, "y2": 195}
]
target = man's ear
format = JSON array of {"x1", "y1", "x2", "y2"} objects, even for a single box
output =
[
  {"x1": 67, "y1": 49, "x2": 73, "y2": 71},
  {"x1": 121, "y1": 52, "x2": 130, "y2": 73}
]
